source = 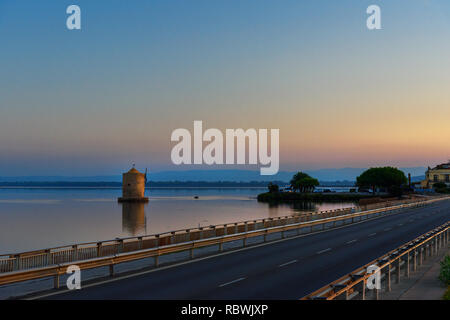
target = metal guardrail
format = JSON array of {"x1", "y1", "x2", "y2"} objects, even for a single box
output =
[
  {"x1": 301, "y1": 221, "x2": 450, "y2": 300},
  {"x1": 0, "y1": 196, "x2": 439, "y2": 275},
  {"x1": 0, "y1": 196, "x2": 448, "y2": 290}
]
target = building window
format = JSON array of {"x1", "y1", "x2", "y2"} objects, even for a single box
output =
[
  {"x1": 446, "y1": 175, "x2": 450, "y2": 182},
  {"x1": 434, "y1": 175, "x2": 439, "y2": 182}
]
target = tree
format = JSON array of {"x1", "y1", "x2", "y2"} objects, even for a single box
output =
[
  {"x1": 356, "y1": 167, "x2": 407, "y2": 195},
  {"x1": 267, "y1": 182, "x2": 279, "y2": 193},
  {"x1": 290, "y1": 172, "x2": 319, "y2": 193}
]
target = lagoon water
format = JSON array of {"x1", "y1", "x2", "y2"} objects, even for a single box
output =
[{"x1": 0, "y1": 188, "x2": 355, "y2": 254}]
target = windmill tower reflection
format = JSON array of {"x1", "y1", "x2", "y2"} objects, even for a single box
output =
[{"x1": 121, "y1": 202, "x2": 147, "y2": 236}]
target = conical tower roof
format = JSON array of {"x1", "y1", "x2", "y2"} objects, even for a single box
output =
[{"x1": 126, "y1": 168, "x2": 141, "y2": 174}]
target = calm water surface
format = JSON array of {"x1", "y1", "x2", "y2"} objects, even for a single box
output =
[{"x1": 0, "y1": 188, "x2": 356, "y2": 253}]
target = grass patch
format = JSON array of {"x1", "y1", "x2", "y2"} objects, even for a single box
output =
[
  {"x1": 443, "y1": 286, "x2": 450, "y2": 300},
  {"x1": 439, "y1": 255, "x2": 450, "y2": 286}
]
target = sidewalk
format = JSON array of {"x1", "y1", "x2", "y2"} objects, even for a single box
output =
[{"x1": 382, "y1": 245, "x2": 449, "y2": 300}]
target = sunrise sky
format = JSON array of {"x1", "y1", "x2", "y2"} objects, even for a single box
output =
[{"x1": 1, "y1": 0, "x2": 450, "y2": 176}]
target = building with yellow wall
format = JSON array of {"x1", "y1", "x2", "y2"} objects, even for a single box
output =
[{"x1": 420, "y1": 161, "x2": 450, "y2": 189}]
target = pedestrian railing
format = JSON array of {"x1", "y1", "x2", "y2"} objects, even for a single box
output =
[
  {"x1": 301, "y1": 221, "x2": 450, "y2": 300},
  {"x1": 0, "y1": 196, "x2": 448, "y2": 290}
]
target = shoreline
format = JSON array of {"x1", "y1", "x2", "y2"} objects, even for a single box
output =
[{"x1": 257, "y1": 192, "x2": 379, "y2": 202}]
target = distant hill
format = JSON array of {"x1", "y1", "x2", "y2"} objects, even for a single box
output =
[
  {"x1": 411, "y1": 175, "x2": 425, "y2": 182},
  {"x1": 0, "y1": 167, "x2": 426, "y2": 183},
  {"x1": 0, "y1": 181, "x2": 282, "y2": 188}
]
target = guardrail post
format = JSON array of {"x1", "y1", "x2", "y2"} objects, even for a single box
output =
[
  {"x1": 54, "y1": 273, "x2": 60, "y2": 289},
  {"x1": 97, "y1": 242, "x2": 102, "y2": 257},
  {"x1": 72, "y1": 245, "x2": 78, "y2": 261},
  {"x1": 190, "y1": 245, "x2": 194, "y2": 259},
  {"x1": 413, "y1": 250, "x2": 417, "y2": 271},
  {"x1": 362, "y1": 279, "x2": 366, "y2": 300},
  {"x1": 396, "y1": 258, "x2": 401, "y2": 284},
  {"x1": 138, "y1": 237, "x2": 143, "y2": 249},
  {"x1": 109, "y1": 264, "x2": 114, "y2": 276},
  {"x1": 223, "y1": 224, "x2": 227, "y2": 236},
  {"x1": 387, "y1": 264, "x2": 391, "y2": 292},
  {"x1": 154, "y1": 255, "x2": 159, "y2": 267},
  {"x1": 199, "y1": 228, "x2": 203, "y2": 240},
  {"x1": 245, "y1": 222, "x2": 248, "y2": 233},
  {"x1": 418, "y1": 247, "x2": 423, "y2": 266},
  {"x1": 14, "y1": 254, "x2": 20, "y2": 271},
  {"x1": 423, "y1": 244, "x2": 428, "y2": 260},
  {"x1": 264, "y1": 230, "x2": 267, "y2": 242},
  {"x1": 219, "y1": 240, "x2": 223, "y2": 252},
  {"x1": 46, "y1": 250, "x2": 51, "y2": 266},
  {"x1": 118, "y1": 239, "x2": 124, "y2": 254},
  {"x1": 374, "y1": 288, "x2": 380, "y2": 300},
  {"x1": 234, "y1": 223, "x2": 238, "y2": 234}
]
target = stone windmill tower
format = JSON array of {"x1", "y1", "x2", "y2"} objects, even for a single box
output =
[{"x1": 118, "y1": 166, "x2": 149, "y2": 202}]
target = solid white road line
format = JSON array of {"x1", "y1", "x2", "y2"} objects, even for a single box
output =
[
  {"x1": 316, "y1": 248, "x2": 332, "y2": 255},
  {"x1": 278, "y1": 260, "x2": 297, "y2": 267},
  {"x1": 346, "y1": 239, "x2": 357, "y2": 244},
  {"x1": 368, "y1": 233, "x2": 377, "y2": 237},
  {"x1": 219, "y1": 277, "x2": 246, "y2": 287}
]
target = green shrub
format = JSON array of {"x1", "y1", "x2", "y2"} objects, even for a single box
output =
[
  {"x1": 439, "y1": 255, "x2": 450, "y2": 286},
  {"x1": 443, "y1": 287, "x2": 450, "y2": 300}
]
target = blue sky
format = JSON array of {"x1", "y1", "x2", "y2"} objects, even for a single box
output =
[{"x1": 1, "y1": 1, "x2": 450, "y2": 175}]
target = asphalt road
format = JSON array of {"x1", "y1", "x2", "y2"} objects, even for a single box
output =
[{"x1": 44, "y1": 199, "x2": 450, "y2": 300}]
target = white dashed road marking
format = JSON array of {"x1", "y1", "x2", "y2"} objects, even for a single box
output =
[
  {"x1": 317, "y1": 248, "x2": 332, "y2": 254},
  {"x1": 219, "y1": 277, "x2": 246, "y2": 287},
  {"x1": 278, "y1": 260, "x2": 297, "y2": 267}
]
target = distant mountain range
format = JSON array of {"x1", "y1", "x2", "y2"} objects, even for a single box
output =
[{"x1": 0, "y1": 167, "x2": 427, "y2": 183}]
